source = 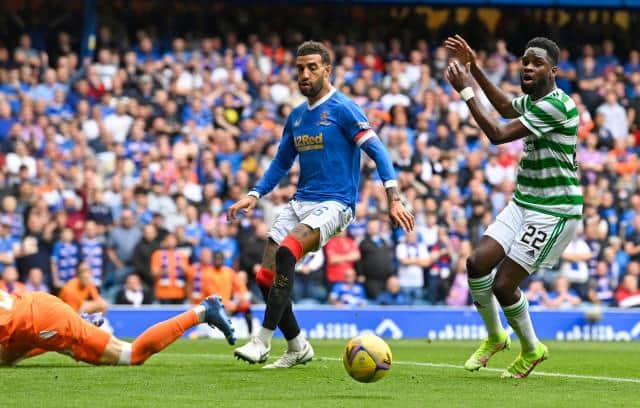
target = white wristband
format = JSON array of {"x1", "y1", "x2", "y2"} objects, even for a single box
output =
[
  {"x1": 460, "y1": 87, "x2": 475, "y2": 102},
  {"x1": 247, "y1": 191, "x2": 261, "y2": 199}
]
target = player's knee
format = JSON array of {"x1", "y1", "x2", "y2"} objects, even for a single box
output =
[
  {"x1": 276, "y1": 246, "x2": 297, "y2": 275},
  {"x1": 466, "y1": 253, "x2": 489, "y2": 279}
]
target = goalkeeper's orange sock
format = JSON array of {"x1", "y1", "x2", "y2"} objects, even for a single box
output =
[{"x1": 130, "y1": 310, "x2": 200, "y2": 365}]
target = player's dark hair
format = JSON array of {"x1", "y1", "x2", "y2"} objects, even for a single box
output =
[
  {"x1": 525, "y1": 37, "x2": 560, "y2": 66},
  {"x1": 297, "y1": 41, "x2": 331, "y2": 65}
]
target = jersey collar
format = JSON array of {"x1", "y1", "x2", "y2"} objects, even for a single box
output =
[{"x1": 307, "y1": 87, "x2": 336, "y2": 111}]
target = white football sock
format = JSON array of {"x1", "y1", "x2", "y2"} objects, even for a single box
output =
[
  {"x1": 193, "y1": 305, "x2": 206, "y2": 323},
  {"x1": 468, "y1": 273, "x2": 504, "y2": 339},
  {"x1": 256, "y1": 327, "x2": 274, "y2": 346},
  {"x1": 118, "y1": 342, "x2": 132, "y2": 365},
  {"x1": 503, "y1": 292, "x2": 539, "y2": 353},
  {"x1": 287, "y1": 332, "x2": 306, "y2": 352}
]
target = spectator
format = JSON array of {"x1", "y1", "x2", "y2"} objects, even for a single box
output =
[
  {"x1": 376, "y1": 276, "x2": 411, "y2": 305},
  {"x1": 104, "y1": 101, "x2": 133, "y2": 144},
  {"x1": 587, "y1": 261, "x2": 616, "y2": 306},
  {"x1": 396, "y1": 230, "x2": 429, "y2": 302},
  {"x1": 324, "y1": 230, "x2": 361, "y2": 286},
  {"x1": 237, "y1": 217, "x2": 268, "y2": 296},
  {"x1": 614, "y1": 275, "x2": 640, "y2": 308},
  {"x1": 50, "y1": 226, "x2": 80, "y2": 290},
  {"x1": 211, "y1": 251, "x2": 252, "y2": 331},
  {"x1": 151, "y1": 232, "x2": 189, "y2": 304},
  {"x1": 188, "y1": 249, "x2": 252, "y2": 332},
  {"x1": 115, "y1": 273, "x2": 153, "y2": 306},
  {"x1": 596, "y1": 90, "x2": 628, "y2": 140},
  {"x1": 2, "y1": 196, "x2": 24, "y2": 242},
  {"x1": 59, "y1": 263, "x2": 108, "y2": 313},
  {"x1": 80, "y1": 220, "x2": 106, "y2": 288},
  {"x1": 444, "y1": 239, "x2": 471, "y2": 306},
  {"x1": 294, "y1": 250, "x2": 326, "y2": 303},
  {"x1": 525, "y1": 278, "x2": 549, "y2": 307},
  {"x1": 0, "y1": 216, "x2": 17, "y2": 273},
  {"x1": 426, "y1": 228, "x2": 454, "y2": 304},
  {"x1": 356, "y1": 219, "x2": 394, "y2": 299},
  {"x1": 329, "y1": 268, "x2": 367, "y2": 307},
  {"x1": 559, "y1": 229, "x2": 594, "y2": 296},
  {"x1": 545, "y1": 277, "x2": 583, "y2": 309},
  {"x1": 106, "y1": 209, "x2": 141, "y2": 290},
  {"x1": 0, "y1": 266, "x2": 26, "y2": 295},
  {"x1": 131, "y1": 224, "x2": 159, "y2": 288},
  {"x1": 24, "y1": 267, "x2": 49, "y2": 293}
]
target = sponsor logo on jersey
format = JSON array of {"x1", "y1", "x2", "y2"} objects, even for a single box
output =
[
  {"x1": 293, "y1": 118, "x2": 301, "y2": 127},
  {"x1": 294, "y1": 133, "x2": 324, "y2": 151}
]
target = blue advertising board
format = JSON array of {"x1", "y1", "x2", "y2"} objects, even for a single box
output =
[{"x1": 106, "y1": 305, "x2": 640, "y2": 342}]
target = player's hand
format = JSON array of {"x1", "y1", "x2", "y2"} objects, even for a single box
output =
[
  {"x1": 389, "y1": 200, "x2": 415, "y2": 233},
  {"x1": 444, "y1": 34, "x2": 477, "y2": 66},
  {"x1": 445, "y1": 61, "x2": 472, "y2": 92},
  {"x1": 227, "y1": 195, "x2": 258, "y2": 221}
]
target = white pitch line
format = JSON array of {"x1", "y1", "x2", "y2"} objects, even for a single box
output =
[{"x1": 165, "y1": 353, "x2": 640, "y2": 384}]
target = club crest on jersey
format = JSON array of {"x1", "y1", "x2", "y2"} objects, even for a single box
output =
[
  {"x1": 318, "y1": 111, "x2": 331, "y2": 126},
  {"x1": 294, "y1": 133, "x2": 324, "y2": 151},
  {"x1": 524, "y1": 139, "x2": 534, "y2": 152}
]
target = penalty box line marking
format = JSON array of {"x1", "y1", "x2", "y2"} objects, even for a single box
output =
[{"x1": 167, "y1": 353, "x2": 640, "y2": 384}]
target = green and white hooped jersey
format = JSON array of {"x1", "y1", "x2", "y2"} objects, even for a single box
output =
[{"x1": 511, "y1": 88, "x2": 583, "y2": 220}]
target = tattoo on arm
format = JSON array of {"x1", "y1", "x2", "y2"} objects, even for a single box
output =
[{"x1": 386, "y1": 187, "x2": 401, "y2": 204}]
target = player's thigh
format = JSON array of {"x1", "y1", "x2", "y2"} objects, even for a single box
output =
[
  {"x1": 483, "y1": 201, "x2": 522, "y2": 253},
  {"x1": 268, "y1": 201, "x2": 299, "y2": 245},
  {"x1": 30, "y1": 293, "x2": 110, "y2": 364},
  {"x1": 298, "y1": 201, "x2": 353, "y2": 250},
  {"x1": 474, "y1": 202, "x2": 523, "y2": 272},
  {"x1": 509, "y1": 209, "x2": 578, "y2": 275}
]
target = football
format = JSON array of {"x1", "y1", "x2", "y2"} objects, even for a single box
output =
[{"x1": 343, "y1": 334, "x2": 392, "y2": 383}]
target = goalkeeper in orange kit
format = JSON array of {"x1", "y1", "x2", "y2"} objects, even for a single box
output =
[{"x1": 0, "y1": 289, "x2": 235, "y2": 366}]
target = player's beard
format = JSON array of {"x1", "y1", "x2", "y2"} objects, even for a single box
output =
[
  {"x1": 299, "y1": 77, "x2": 324, "y2": 98},
  {"x1": 521, "y1": 74, "x2": 548, "y2": 96}
]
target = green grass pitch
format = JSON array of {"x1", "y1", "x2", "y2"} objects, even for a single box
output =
[{"x1": 2, "y1": 340, "x2": 639, "y2": 407}]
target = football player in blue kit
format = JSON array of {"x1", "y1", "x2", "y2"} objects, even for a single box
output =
[{"x1": 228, "y1": 41, "x2": 414, "y2": 368}]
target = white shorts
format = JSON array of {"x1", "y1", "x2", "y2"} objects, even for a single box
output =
[
  {"x1": 268, "y1": 200, "x2": 354, "y2": 249},
  {"x1": 484, "y1": 201, "x2": 580, "y2": 274}
]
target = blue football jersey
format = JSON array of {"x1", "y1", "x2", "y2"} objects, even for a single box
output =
[{"x1": 254, "y1": 89, "x2": 387, "y2": 210}]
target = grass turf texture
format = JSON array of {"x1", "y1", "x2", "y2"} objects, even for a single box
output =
[{"x1": 2, "y1": 340, "x2": 639, "y2": 407}]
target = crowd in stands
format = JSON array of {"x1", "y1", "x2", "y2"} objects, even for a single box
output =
[{"x1": 0, "y1": 5, "x2": 639, "y2": 313}]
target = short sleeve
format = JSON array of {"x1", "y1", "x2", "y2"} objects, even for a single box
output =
[{"x1": 511, "y1": 95, "x2": 528, "y2": 115}]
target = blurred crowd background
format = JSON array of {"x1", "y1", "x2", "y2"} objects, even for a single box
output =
[{"x1": 0, "y1": 2, "x2": 639, "y2": 316}]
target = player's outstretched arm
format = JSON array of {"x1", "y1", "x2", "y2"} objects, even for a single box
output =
[
  {"x1": 444, "y1": 35, "x2": 518, "y2": 119},
  {"x1": 446, "y1": 61, "x2": 529, "y2": 145}
]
